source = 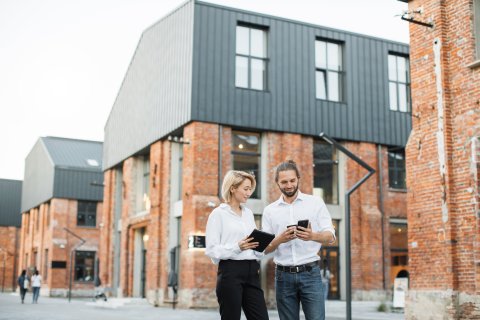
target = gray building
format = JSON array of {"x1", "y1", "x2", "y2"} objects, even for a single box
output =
[{"x1": 101, "y1": 0, "x2": 411, "y2": 307}]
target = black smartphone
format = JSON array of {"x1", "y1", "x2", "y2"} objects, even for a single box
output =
[{"x1": 297, "y1": 219, "x2": 309, "y2": 229}]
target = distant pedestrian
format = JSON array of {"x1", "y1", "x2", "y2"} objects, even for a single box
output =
[
  {"x1": 17, "y1": 270, "x2": 28, "y2": 304},
  {"x1": 321, "y1": 258, "x2": 333, "y2": 301},
  {"x1": 31, "y1": 270, "x2": 42, "y2": 304}
]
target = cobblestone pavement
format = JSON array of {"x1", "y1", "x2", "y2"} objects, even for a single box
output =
[{"x1": 0, "y1": 292, "x2": 404, "y2": 320}]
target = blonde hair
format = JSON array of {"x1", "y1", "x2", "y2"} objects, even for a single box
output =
[{"x1": 221, "y1": 170, "x2": 256, "y2": 203}]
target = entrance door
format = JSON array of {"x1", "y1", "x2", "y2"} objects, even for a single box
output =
[
  {"x1": 320, "y1": 219, "x2": 340, "y2": 300},
  {"x1": 321, "y1": 247, "x2": 340, "y2": 300},
  {"x1": 133, "y1": 227, "x2": 147, "y2": 297}
]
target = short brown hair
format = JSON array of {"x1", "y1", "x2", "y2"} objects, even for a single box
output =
[{"x1": 221, "y1": 170, "x2": 256, "y2": 203}]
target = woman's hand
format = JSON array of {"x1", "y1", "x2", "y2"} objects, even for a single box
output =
[{"x1": 238, "y1": 237, "x2": 259, "y2": 251}]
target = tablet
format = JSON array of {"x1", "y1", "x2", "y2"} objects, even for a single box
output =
[{"x1": 247, "y1": 229, "x2": 275, "y2": 252}]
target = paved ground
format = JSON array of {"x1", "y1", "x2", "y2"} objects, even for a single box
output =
[{"x1": 0, "y1": 292, "x2": 404, "y2": 320}]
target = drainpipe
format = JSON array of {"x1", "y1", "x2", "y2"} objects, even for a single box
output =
[
  {"x1": 218, "y1": 125, "x2": 223, "y2": 198},
  {"x1": 319, "y1": 133, "x2": 376, "y2": 320},
  {"x1": 378, "y1": 145, "x2": 386, "y2": 291}
]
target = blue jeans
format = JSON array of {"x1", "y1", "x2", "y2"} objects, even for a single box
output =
[
  {"x1": 32, "y1": 287, "x2": 40, "y2": 303},
  {"x1": 275, "y1": 265, "x2": 325, "y2": 320}
]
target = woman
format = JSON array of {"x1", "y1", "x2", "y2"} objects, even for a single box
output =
[
  {"x1": 17, "y1": 270, "x2": 28, "y2": 304},
  {"x1": 321, "y1": 258, "x2": 332, "y2": 301},
  {"x1": 205, "y1": 170, "x2": 269, "y2": 320},
  {"x1": 31, "y1": 270, "x2": 42, "y2": 304}
]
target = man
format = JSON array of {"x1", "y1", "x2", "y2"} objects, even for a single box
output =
[{"x1": 262, "y1": 160, "x2": 335, "y2": 320}]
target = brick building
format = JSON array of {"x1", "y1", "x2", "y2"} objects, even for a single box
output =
[
  {"x1": 19, "y1": 137, "x2": 103, "y2": 297},
  {"x1": 0, "y1": 179, "x2": 22, "y2": 292},
  {"x1": 100, "y1": 1, "x2": 411, "y2": 307},
  {"x1": 401, "y1": 0, "x2": 480, "y2": 318}
]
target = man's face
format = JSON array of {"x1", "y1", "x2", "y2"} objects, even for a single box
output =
[{"x1": 277, "y1": 170, "x2": 299, "y2": 198}]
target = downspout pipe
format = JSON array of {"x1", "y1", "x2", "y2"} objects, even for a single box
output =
[{"x1": 319, "y1": 133, "x2": 376, "y2": 320}]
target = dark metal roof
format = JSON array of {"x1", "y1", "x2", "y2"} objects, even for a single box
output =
[
  {"x1": 42, "y1": 136, "x2": 103, "y2": 170},
  {"x1": 0, "y1": 179, "x2": 22, "y2": 227},
  {"x1": 21, "y1": 137, "x2": 103, "y2": 212}
]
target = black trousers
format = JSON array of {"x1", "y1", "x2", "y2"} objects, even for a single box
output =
[{"x1": 216, "y1": 260, "x2": 269, "y2": 320}]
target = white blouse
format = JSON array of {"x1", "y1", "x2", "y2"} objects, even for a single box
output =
[{"x1": 205, "y1": 203, "x2": 263, "y2": 265}]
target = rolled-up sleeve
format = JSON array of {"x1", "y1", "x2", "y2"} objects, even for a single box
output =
[{"x1": 316, "y1": 199, "x2": 336, "y2": 241}]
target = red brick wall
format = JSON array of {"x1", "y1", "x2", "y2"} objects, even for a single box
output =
[
  {"x1": 18, "y1": 198, "x2": 102, "y2": 296},
  {"x1": 406, "y1": 0, "x2": 480, "y2": 318},
  {"x1": 0, "y1": 226, "x2": 20, "y2": 291}
]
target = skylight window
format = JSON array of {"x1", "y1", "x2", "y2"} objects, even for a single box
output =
[{"x1": 86, "y1": 159, "x2": 99, "y2": 167}]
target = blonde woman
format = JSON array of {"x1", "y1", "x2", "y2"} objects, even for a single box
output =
[{"x1": 205, "y1": 170, "x2": 269, "y2": 320}]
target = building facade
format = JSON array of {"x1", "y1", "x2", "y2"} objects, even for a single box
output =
[
  {"x1": 100, "y1": 0, "x2": 411, "y2": 307},
  {"x1": 19, "y1": 137, "x2": 103, "y2": 297},
  {"x1": 0, "y1": 179, "x2": 22, "y2": 292},
  {"x1": 402, "y1": 0, "x2": 480, "y2": 318}
]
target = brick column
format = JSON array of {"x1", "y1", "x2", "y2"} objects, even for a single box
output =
[{"x1": 179, "y1": 121, "x2": 220, "y2": 307}]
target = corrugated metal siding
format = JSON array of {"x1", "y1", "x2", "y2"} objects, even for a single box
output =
[
  {"x1": 0, "y1": 179, "x2": 22, "y2": 227},
  {"x1": 191, "y1": 2, "x2": 411, "y2": 146},
  {"x1": 21, "y1": 139, "x2": 55, "y2": 212},
  {"x1": 103, "y1": 0, "x2": 195, "y2": 170},
  {"x1": 53, "y1": 169, "x2": 104, "y2": 201}
]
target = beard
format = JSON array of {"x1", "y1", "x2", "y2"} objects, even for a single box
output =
[{"x1": 279, "y1": 184, "x2": 299, "y2": 198}]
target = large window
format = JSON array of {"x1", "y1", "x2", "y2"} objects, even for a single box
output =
[
  {"x1": 236, "y1": 24, "x2": 268, "y2": 90},
  {"x1": 77, "y1": 201, "x2": 97, "y2": 227},
  {"x1": 74, "y1": 251, "x2": 95, "y2": 282},
  {"x1": 313, "y1": 141, "x2": 339, "y2": 204},
  {"x1": 315, "y1": 40, "x2": 343, "y2": 102},
  {"x1": 388, "y1": 54, "x2": 410, "y2": 112},
  {"x1": 232, "y1": 131, "x2": 261, "y2": 199},
  {"x1": 388, "y1": 148, "x2": 406, "y2": 190}
]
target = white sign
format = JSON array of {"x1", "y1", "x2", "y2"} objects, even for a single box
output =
[{"x1": 393, "y1": 277, "x2": 408, "y2": 308}]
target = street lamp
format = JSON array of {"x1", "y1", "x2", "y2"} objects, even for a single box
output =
[{"x1": 63, "y1": 228, "x2": 86, "y2": 302}]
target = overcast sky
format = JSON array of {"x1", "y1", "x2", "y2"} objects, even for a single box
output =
[{"x1": 0, "y1": 0, "x2": 408, "y2": 181}]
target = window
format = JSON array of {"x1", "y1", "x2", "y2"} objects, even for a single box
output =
[
  {"x1": 74, "y1": 251, "x2": 95, "y2": 282},
  {"x1": 313, "y1": 141, "x2": 339, "y2": 204},
  {"x1": 232, "y1": 131, "x2": 261, "y2": 199},
  {"x1": 315, "y1": 40, "x2": 343, "y2": 101},
  {"x1": 388, "y1": 148, "x2": 406, "y2": 189},
  {"x1": 77, "y1": 201, "x2": 97, "y2": 227},
  {"x1": 475, "y1": 0, "x2": 480, "y2": 59},
  {"x1": 136, "y1": 156, "x2": 150, "y2": 212},
  {"x1": 36, "y1": 207, "x2": 40, "y2": 230},
  {"x1": 236, "y1": 24, "x2": 268, "y2": 90},
  {"x1": 388, "y1": 54, "x2": 410, "y2": 112}
]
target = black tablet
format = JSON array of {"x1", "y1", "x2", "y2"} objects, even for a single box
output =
[{"x1": 247, "y1": 229, "x2": 275, "y2": 252}]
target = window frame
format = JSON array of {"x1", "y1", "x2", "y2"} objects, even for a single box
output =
[
  {"x1": 231, "y1": 131, "x2": 262, "y2": 199},
  {"x1": 77, "y1": 200, "x2": 97, "y2": 227},
  {"x1": 388, "y1": 147, "x2": 407, "y2": 190},
  {"x1": 313, "y1": 140, "x2": 339, "y2": 204},
  {"x1": 74, "y1": 250, "x2": 95, "y2": 282},
  {"x1": 235, "y1": 23, "x2": 269, "y2": 91},
  {"x1": 388, "y1": 53, "x2": 411, "y2": 112},
  {"x1": 315, "y1": 39, "x2": 344, "y2": 102}
]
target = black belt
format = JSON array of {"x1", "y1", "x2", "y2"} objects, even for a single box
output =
[{"x1": 276, "y1": 261, "x2": 317, "y2": 273}]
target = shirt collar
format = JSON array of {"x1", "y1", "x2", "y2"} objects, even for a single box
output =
[{"x1": 277, "y1": 190, "x2": 305, "y2": 206}]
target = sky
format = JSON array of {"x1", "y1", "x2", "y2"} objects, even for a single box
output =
[{"x1": 0, "y1": 0, "x2": 409, "y2": 181}]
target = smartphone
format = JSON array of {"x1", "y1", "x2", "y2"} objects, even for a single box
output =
[
  {"x1": 287, "y1": 224, "x2": 297, "y2": 229},
  {"x1": 297, "y1": 219, "x2": 309, "y2": 229}
]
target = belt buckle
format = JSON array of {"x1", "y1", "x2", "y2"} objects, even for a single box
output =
[{"x1": 295, "y1": 266, "x2": 300, "y2": 273}]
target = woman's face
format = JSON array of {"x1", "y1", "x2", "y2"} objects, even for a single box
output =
[{"x1": 231, "y1": 178, "x2": 253, "y2": 204}]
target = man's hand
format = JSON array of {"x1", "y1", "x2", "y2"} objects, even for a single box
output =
[
  {"x1": 238, "y1": 237, "x2": 259, "y2": 251},
  {"x1": 296, "y1": 222, "x2": 314, "y2": 241},
  {"x1": 264, "y1": 227, "x2": 296, "y2": 254}
]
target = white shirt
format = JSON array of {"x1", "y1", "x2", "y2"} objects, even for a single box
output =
[
  {"x1": 31, "y1": 274, "x2": 42, "y2": 287},
  {"x1": 205, "y1": 203, "x2": 263, "y2": 265},
  {"x1": 262, "y1": 191, "x2": 335, "y2": 266}
]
